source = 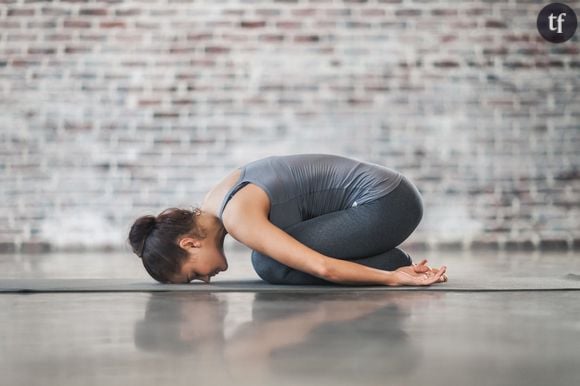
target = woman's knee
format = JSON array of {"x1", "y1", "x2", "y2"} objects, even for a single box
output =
[{"x1": 251, "y1": 250, "x2": 287, "y2": 284}]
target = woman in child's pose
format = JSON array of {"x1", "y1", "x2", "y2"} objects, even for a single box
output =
[{"x1": 128, "y1": 153, "x2": 447, "y2": 286}]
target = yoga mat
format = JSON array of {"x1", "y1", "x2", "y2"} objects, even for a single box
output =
[{"x1": 1, "y1": 274, "x2": 580, "y2": 293}]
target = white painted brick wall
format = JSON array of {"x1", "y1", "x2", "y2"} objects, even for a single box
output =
[{"x1": 0, "y1": 0, "x2": 579, "y2": 253}]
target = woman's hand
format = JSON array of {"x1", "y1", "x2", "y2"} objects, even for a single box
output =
[
  {"x1": 391, "y1": 259, "x2": 447, "y2": 286},
  {"x1": 398, "y1": 259, "x2": 447, "y2": 280}
]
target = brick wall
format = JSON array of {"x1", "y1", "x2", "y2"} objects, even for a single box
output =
[{"x1": 1, "y1": 0, "x2": 579, "y2": 253}]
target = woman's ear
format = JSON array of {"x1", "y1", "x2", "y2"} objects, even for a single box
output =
[{"x1": 179, "y1": 237, "x2": 202, "y2": 250}]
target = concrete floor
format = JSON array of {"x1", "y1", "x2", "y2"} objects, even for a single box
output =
[{"x1": 1, "y1": 248, "x2": 579, "y2": 386}]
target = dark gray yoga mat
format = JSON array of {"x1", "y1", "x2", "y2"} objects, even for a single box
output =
[{"x1": 1, "y1": 274, "x2": 580, "y2": 293}]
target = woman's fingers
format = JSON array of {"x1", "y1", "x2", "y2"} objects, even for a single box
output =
[
  {"x1": 419, "y1": 266, "x2": 446, "y2": 285},
  {"x1": 416, "y1": 262, "x2": 447, "y2": 283},
  {"x1": 398, "y1": 264, "x2": 448, "y2": 286},
  {"x1": 433, "y1": 267, "x2": 446, "y2": 283},
  {"x1": 413, "y1": 259, "x2": 430, "y2": 273},
  {"x1": 435, "y1": 266, "x2": 447, "y2": 282}
]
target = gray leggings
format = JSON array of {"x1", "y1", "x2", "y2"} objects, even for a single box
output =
[{"x1": 251, "y1": 175, "x2": 424, "y2": 285}]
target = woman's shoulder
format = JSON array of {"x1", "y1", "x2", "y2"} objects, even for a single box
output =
[
  {"x1": 221, "y1": 183, "x2": 271, "y2": 229},
  {"x1": 203, "y1": 167, "x2": 271, "y2": 223}
]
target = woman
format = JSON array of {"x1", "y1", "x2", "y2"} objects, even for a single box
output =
[{"x1": 128, "y1": 153, "x2": 447, "y2": 286}]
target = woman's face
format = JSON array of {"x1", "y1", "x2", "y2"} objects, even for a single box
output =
[
  {"x1": 177, "y1": 250, "x2": 228, "y2": 284},
  {"x1": 173, "y1": 214, "x2": 229, "y2": 284}
]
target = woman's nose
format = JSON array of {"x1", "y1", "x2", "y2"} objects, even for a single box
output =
[{"x1": 199, "y1": 275, "x2": 211, "y2": 283}]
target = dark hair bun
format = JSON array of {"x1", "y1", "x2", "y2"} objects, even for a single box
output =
[
  {"x1": 128, "y1": 215, "x2": 157, "y2": 258},
  {"x1": 127, "y1": 207, "x2": 204, "y2": 283}
]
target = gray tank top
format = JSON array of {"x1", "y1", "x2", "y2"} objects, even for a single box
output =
[{"x1": 218, "y1": 153, "x2": 403, "y2": 230}]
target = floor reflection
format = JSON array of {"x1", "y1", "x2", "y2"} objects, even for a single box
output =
[
  {"x1": 135, "y1": 292, "x2": 228, "y2": 355},
  {"x1": 2, "y1": 289, "x2": 580, "y2": 386},
  {"x1": 134, "y1": 291, "x2": 444, "y2": 384}
]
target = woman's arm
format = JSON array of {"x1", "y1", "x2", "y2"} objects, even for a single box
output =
[
  {"x1": 238, "y1": 219, "x2": 399, "y2": 285},
  {"x1": 224, "y1": 199, "x2": 400, "y2": 286}
]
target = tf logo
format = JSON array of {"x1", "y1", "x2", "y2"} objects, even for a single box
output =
[{"x1": 537, "y1": 3, "x2": 578, "y2": 43}]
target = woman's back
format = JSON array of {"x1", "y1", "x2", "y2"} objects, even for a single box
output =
[{"x1": 219, "y1": 153, "x2": 403, "y2": 229}]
